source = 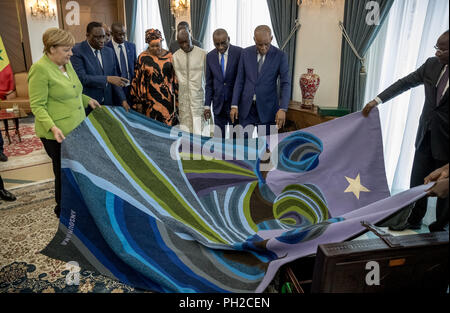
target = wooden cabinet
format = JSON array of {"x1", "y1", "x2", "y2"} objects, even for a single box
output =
[{"x1": 284, "y1": 101, "x2": 335, "y2": 131}]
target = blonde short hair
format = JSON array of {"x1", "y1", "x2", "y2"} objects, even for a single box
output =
[{"x1": 43, "y1": 28, "x2": 75, "y2": 54}]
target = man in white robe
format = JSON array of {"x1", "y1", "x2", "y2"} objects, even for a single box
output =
[{"x1": 173, "y1": 29, "x2": 207, "y2": 135}]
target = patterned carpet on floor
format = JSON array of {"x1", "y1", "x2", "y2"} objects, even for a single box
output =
[
  {"x1": 0, "y1": 181, "x2": 149, "y2": 293},
  {"x1": 0, "y1": 122, "x2": 51, "y2": 172}
]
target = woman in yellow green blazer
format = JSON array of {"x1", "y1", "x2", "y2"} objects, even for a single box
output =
[{"x1": 28, "y1": 28, "x2": 101, "y2": 218}]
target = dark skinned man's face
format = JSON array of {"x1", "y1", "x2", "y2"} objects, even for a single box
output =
[
  {"x1": 213, "y1": 33, "x2": 230, "y2": 55},
  {"x1": 88, "y1": 27, "x2": 106, "y2": 50},
  {"x1": 435, "y1": 34, "x2": 449, "y2": 65},
  {"x1": 178, "y1": 31, "x2": 193, "y2": 53},
  {"x1": 112, "y1": 25, "x2": 126, "y2": 44},
  {"x1": 254, "y1": 32, "x2": 272, "y2": 56}
]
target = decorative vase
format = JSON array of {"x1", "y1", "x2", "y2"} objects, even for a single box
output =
[{"x1": 300, "y1": 68, "x2": 320, "y2": 110}]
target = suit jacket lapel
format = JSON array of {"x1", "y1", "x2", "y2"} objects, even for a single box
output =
[
  {"x1": 125, "y1": 42, "x2": 133, "y2": 63},
  {"x1": 438, "y1": 89, "x2": 449, "y2": 107},
  {"x1": 224, "y1": 45, "x2": 234, "y2": 80},
  {"x1": 124, "y1": 41, "x2": 132, "y2": 75},
  {"x1": 253, "y1": 46, "x2": 259, "y2": 81}
]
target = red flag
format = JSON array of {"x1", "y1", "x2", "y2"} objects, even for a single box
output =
[{"x1": 0, "y1": 35, "x2": 15, "y2": 100}]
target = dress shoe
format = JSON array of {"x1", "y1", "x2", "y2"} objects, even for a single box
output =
[
  {"x1": 388, "y1": 221, "x2": 421, "y2": 231},
  {"x1": 428, "y1": 221, "x2": 447, "y2": 232},
  {"x1": 0, "y1": 189, "x2": 16, "y2": 201},
  {"x1": 0, "y1": 153, "x2": 7, "y2": 162}
]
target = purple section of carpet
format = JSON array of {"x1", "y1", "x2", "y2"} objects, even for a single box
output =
[{"x1": 267, "y1": 108, "x2": 390, "y2": 217}]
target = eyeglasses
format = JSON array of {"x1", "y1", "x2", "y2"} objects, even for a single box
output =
[{"x1": 434, "y1": 45, "x2": 448, "y2": 53}]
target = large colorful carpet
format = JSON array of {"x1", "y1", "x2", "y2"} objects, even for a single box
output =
[
  {"x1": 41, "y1": 106, "x2": 430, "y2": 293},
  {"x1": 0, "y1": 181, "x2": 148, "y2": 293}
]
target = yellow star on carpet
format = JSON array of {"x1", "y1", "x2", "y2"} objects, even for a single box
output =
[{"x1": 344, "y1": 173, "x2": 370, "y2": 199}]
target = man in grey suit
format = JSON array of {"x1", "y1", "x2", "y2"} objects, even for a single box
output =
[{"x1": 363, "y1": 30, "x2": 449, "y2": 232}]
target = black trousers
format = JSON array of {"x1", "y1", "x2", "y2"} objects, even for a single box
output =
[
  {"x1": 41, "y1": 138, "x2": 61, "y2": 209},
  {"x1": 0, "y1": 175, "x2": 4, "y2": 190},
  {"x1": 408, "y1": 133, "x2": 449, "y2": 228}
]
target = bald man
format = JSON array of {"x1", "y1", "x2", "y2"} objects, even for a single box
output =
[
  {"x1": 173, "y1": 28, "x2": 207, "y2": 135},
  {"x1": 204, "y1": 29, "x2": 243, "y2": 138},
  {"x1": 169, "y1": 21, "x2": 203, "y2": 54},
  {"x1": 231, "y1": 25, "x2": 291, "y2": 137}
]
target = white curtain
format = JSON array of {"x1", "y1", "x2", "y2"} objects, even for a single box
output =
[
  {"x1": 203, "y1": 0, "x2": 278, "y2": 53},
  {"x1": 364, "y1": 0, "x2": 449, "y2": 195},
  {"x1": 133, "y1": 0, "x2": 167, "y2": 55}
]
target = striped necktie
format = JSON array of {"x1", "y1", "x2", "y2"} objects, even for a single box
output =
[
  {"x1": 437, "y1": 66, "x2": 448, "y2": 105},
  {"x1": 258, "y1": 55, "x2": 264, "y2": 74}
]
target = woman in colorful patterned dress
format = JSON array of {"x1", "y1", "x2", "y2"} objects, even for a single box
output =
[{"x1": 130, "y1": 29, "x2": 178, "y2": 126}]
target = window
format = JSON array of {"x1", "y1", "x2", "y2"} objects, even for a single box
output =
[
  {"x1": 203, "y1": 0, "x2": 277, "y2": 52},
  {"x1": 133, "y1": 0, "x2": 167, "y2": 55}
]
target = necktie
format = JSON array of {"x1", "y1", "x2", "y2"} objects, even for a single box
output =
[
  {"x1": 220, "y1": 53, "x2": 225, "y2": 78},
  {"x1": 94, "y1": 50, "x2": 103, "y2": 71},
  {"x1": 437, "y1": 66, "x2": 448, "y2": 105},
  {"x1": 258, "y1": 55, "x2": 264, "y2": 74},
  {"x1": 119, "y1": 44, "x2": 128, "y2": 80}
]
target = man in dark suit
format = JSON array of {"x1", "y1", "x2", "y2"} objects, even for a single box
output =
[
  {"x1": 230, "y1": 25, "x2": 291, "y2": 137},
  {"x1": 71, "y1": 21, "x2": 130, "y2": 114},
  {"x1": 204, "y1": 29, "x2": 242, "y2": 138},
  {"x1": 363, "y1": 30, "x2": 449, "y2": 232},
  {"x1": 106, "y1": 22, "x2": 137, "y2": 104},
  {"x1": 169, "y1": 21, "x2": 202, "y2": 54}
]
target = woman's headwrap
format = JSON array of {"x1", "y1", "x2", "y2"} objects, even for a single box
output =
[{"x1": 145, "y1": 29, "x2": 163, "y2": 44}]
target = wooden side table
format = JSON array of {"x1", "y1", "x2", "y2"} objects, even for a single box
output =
[
  {"x1": 0, "y1": 109, "x2": 28, "y2": 144},
  {"x1": 285, "y1": 101, "x2": 335, "y2": 131}
]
